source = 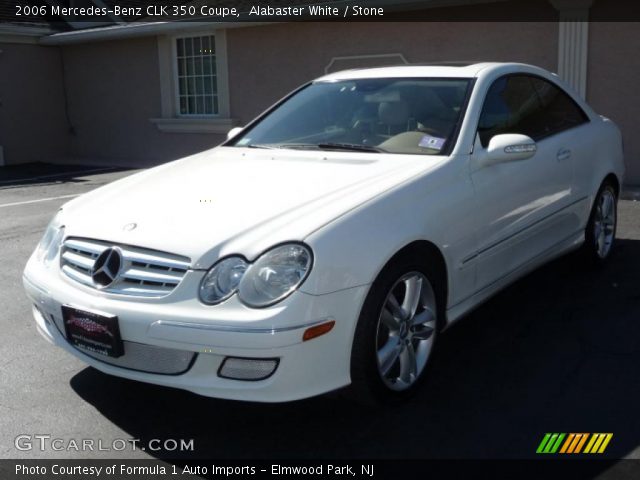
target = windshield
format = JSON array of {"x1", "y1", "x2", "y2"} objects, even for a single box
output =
[{"x1": 229, "y1": 78, "x2": 472, "y2": 155}]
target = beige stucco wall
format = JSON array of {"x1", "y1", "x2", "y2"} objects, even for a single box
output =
[
  {"x1": 0, "y1": 42, "x2": 69, "y2": 165},
  {"x1": 226, "y1": 22, "x2": 559, "y2": 124},
  {"x1": 587, "y1": 22, "x2": 640, "y2": 186},
  {"x1": 61, "y1": 37, "x2": 223, "y2": 166}
]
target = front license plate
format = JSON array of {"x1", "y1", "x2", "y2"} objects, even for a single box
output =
[{"x1": 62, "y1": 306, "x2": 124, "y2": 358}]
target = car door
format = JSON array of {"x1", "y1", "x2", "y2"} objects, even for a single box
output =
[{"x1": 469, "y1": 74, "x2": 579, "y2": 290}]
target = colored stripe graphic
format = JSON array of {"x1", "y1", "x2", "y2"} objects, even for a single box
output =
[
  {"x1": 544, "y1": 433, "x2": 559, "y2": 453},
  {"x1": 559, "y1": 433, "x2": 575, "y2": 453},
  {"x1": 591, "y1": 434, "x2": 606, "y2": 453},
  {"x1": 537, "y1": 433, "x2": 613, "y2": 454},
  {"x1": 584, "y1": 434, "x2": 599, "y2": 453},
  {"x1": 598, "y1": 434, "x2": 613, "y2": 453},
  {"x1": 574, "y1": 433, "x2": 589, "y2": 453},
  {"x1": 584, "y1": 433, "x2": 613, "y2": 454},
  {"x1": 536, "y1": 433, "x2": 565, "y2": 453},
  {"x1": 536, "y1": 433, "x2": 552, "y2": 454},
  {"x1": 567, "y1": 433, "x2": 582, "y2": 453},
  {"x1": 550, "y1": 433, "x2": 565, "y2": 453}
]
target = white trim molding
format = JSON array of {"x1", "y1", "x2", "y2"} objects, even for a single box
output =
[
  {"x1": 149, "y1": 117, "x2": 237, "y2": 134},
  {"x1": 550, "y1": 0, "x2": 594, "y2": 99}
]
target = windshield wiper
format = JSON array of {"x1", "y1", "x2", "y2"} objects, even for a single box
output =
[
  {"x1": 245, "y1": 144, "x2": 279, "y2": 149},
  {"x1": 316, "y1": 142, "x2": 384, "y2": 153},
  {"x1": 245, "y1": 142, "x2": 384, "y2": 153},
  {"x1": 245, "y1": 143, "x2": 319, "y2": 150}
]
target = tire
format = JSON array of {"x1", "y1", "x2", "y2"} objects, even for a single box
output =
[
  {"x1": 583, "y1": 180, "x2": 618, "y2": 263},
  {"x1": 349, "y1": 255, "x2": 441, "y2": 404}
]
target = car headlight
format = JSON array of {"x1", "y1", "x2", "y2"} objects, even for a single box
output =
[
  {"x1": 238, "y1": 244, "x2": 313, "y2": 308},
  {"x1": 36, "y1": 211, "x2": 65, "y2": 266},
  {"x1": 199, "y1": 256, "x2": 248, "y2": 305}
]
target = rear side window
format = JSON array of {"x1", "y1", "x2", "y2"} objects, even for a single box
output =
[
  {"x1": 530, "y1": 77, "x2": 589, "y2": 134},
  {"x1": 478, "y1": 75, "x2": 589, "y2": 147}
]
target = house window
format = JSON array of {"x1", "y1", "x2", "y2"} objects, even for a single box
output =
[
  {"x1": 153, "y1": 30, "x2": 234, "y2": 133},
  {"x1": 176, "y1": 35, "x2": 218, "y2": 116}
]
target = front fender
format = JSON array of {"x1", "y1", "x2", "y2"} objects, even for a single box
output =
[{"x1": 300, "y1": 157, "x2": 477, "y2": 308}]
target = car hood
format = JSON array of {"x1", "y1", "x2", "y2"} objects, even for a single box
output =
[{"x1": 61, "y1": 147, "x2": 440, "y2": 268}]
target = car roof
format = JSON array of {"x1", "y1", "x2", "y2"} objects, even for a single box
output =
[{"x1": 316, "y1": 62, "x2": 539, "y2": 81}]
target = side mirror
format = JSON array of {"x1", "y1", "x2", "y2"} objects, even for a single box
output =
[
  {"x1": 481, "y1": 134, "x2": 537, "y2": 167},
  {"x1": 226, "y1": 126, "x2": 244, "y2": 140}
]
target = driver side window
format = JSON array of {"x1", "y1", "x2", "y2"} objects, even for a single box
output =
[{"x1": 478, "y1": 75, "x2": 546, "y2": 147}]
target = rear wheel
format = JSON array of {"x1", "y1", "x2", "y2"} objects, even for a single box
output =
[
  {"x1": 584, "y1": 181, "x2": 617, "y2": 263},
  {"x1": 349, "y1": 257, "x2": 441, "y2": 403}
]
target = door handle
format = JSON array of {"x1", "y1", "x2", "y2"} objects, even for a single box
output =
[{"x1": 557, "y1": 148, "x2": 572, "y2": 161}]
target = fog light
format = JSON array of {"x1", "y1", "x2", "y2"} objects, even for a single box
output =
[{"x1": 218, "y1": 357, "x2": 279, "y2": 381}]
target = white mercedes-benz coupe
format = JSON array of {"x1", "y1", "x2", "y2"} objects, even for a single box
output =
[{"x1": 24, "y1": 63, "x2": 624, "y2": 402}]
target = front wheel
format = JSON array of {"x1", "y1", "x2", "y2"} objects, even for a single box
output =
[
  {"x1": 584, "y1": 181, "x2": 618, "y2": 262},
  {"x1": 349, "y1": 260, "x2": 440, "y2": 403}
]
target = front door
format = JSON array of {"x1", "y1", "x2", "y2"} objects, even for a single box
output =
[{"x1": 469, "y1": 74, "x2": 580, "y2": 290}]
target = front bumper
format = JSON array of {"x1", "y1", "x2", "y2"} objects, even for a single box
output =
[{"x1": 23, "y1": 253, "x2": 368, "y2": 402}]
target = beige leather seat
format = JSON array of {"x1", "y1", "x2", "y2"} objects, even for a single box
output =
[{"x1": 378, "y1": 100, "x2": 411, "y2": 136}]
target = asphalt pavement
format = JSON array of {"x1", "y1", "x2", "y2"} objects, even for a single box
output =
[{"x1": 1, "y1": 164, "x2": 639, "y2": 465}]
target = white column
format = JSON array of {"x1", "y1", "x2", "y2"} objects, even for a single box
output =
[{"x1": 550, "y1": 0, "x2": 594, "y2": 99}]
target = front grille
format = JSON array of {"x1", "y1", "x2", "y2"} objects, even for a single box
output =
[
  {"x1": 77, "y1": 340, "x2": 197, "y2": 375},
  {"x1": 50, "y1": 313, "x2": 197, "y2": 375},
  {"x1": 60, "y1": 237, "x2": 191, "y2": 298}
]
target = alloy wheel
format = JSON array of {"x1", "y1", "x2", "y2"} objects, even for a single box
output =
[
  {"x1": 594, "y1": 188, "x2": 616, "y2": 259},
  {"x1": 375, "y1": 272, "x2": 437, "y2": 391}
]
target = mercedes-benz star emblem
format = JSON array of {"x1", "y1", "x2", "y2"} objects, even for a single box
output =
[{"x1": 91, "y1": 248, "x2": 122, "y2": 288}]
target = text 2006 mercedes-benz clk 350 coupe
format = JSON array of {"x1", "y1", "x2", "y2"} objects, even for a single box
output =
[{"x1": 23, "y1": 63, "x2": 624, "y2": 402}]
